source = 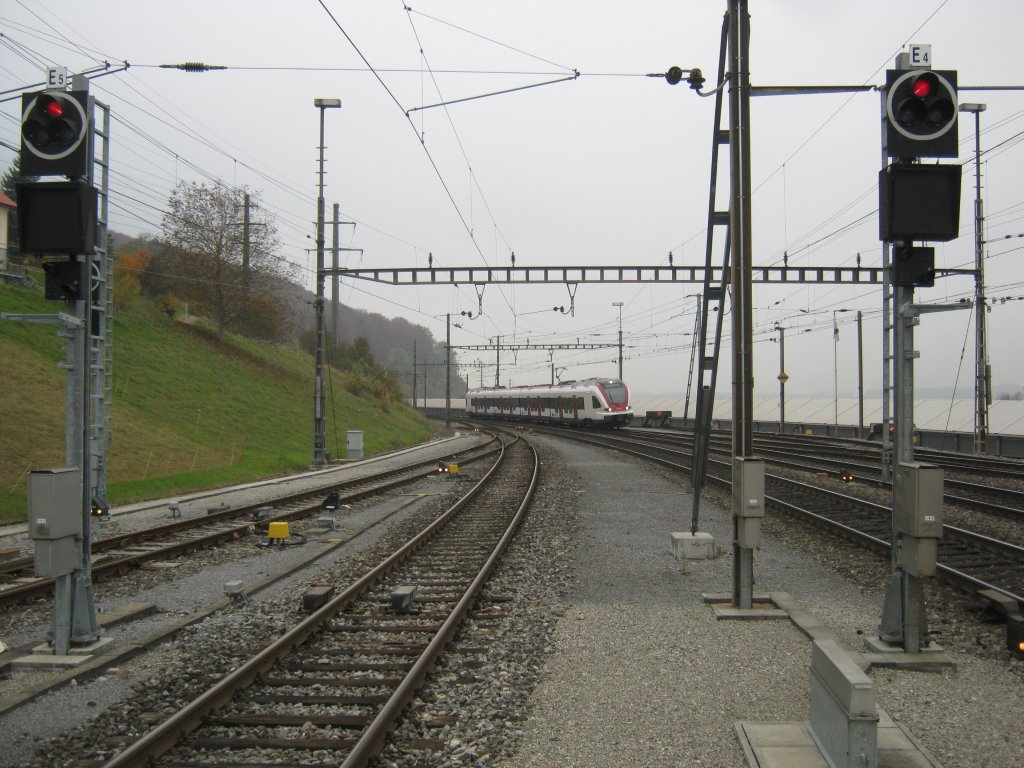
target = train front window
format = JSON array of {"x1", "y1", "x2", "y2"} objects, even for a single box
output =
[{"x1": 601, "y1": 380, "x2": 628, "y2": 404}]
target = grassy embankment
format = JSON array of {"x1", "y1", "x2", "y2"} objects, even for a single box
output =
[{"x1": 0, "y1": 279, "x2": 432, "y2": 524}]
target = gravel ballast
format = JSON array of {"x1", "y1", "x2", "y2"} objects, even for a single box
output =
[
  {"x1": 1, "y1": 431, "x2": 1021, "y2": 767},
  {"x1": 496, "y1": 435, "x2": 1024, "y2": 768}
]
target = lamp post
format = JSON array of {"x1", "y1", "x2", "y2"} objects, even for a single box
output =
[
  {"x1": 312, "y1": 97, "x2": 341, "y2": 466},
  {"x1": 960, "y1": 102, "x2": 989, "y2": 454},
  {"x1": 612, "y1": 301, "x2": 624, "y2": 379}
]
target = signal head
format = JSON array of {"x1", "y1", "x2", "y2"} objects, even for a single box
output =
[
  {"x1": 20, "y1": 89, "x2": 91, "y2": 177},
  {"x1": 885, "y1": 69, "x2": 958, "y2": 158}
]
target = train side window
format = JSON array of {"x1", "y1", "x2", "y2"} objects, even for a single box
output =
[{"x1": 592, "y1": 395, "x2": 601, "y2": 409}]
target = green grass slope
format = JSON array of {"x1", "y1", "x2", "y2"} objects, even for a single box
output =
[{"x1": 0, "y1": 281, "x2": 432, "y2": 524}]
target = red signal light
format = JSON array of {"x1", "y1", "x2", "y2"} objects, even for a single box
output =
[
  {"x1": 43, "y1": 97, "x2": 64, "y2": 118},
  {"x1": 912, "y1": 76, "x2": 933, "y2": 99}
]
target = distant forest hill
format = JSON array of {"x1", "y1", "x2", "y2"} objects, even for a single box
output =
[
  {"x1": 111, "y1": 232, "x2": 461, "y2": 399},
  {"x1": 279, "y1": 278, "x2": 466, "y2": 400}
]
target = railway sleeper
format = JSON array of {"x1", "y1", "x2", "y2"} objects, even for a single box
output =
[
  {"x1": 188, "y1": 735, "x2": 359, "y2": 750},
  {"x1": 207, "y1": 713, "x2": 372, "y2": 727},
  {"x1": 260, "y1": 674, "x2": 402, "y2": 688}
]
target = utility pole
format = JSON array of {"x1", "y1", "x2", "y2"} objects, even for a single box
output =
[
  {"x1": 612, "y1": 301, "x2": 624, "y2": 379},
  {"x1": 445, "y1": 314, "x2": 451, "y2": 428},
  {"x1": 961, "y1": 103, "x2": 989, "y2": 454},
  {"x1": 242, "y1": 191, "x2": 250, "y2": 277},
  {"x1": 775, "y1": 323, "x2": 786, "y2": 433},
  {"x1": 857, "y1": 310, "x2": 865, "y2": 437},
  {"x1": 412, "y1": 338, "x2": 417, "y2": 407},
  {"x1": 727, "y1": 0, "x2": 762, "y2": 611},
  {"x1": 494, "y1": 336, "x2": 500, "y2": 386},
  {"x1": 331, "y1": 202, "x2": 340, "y2": 344},
  {"x1": 312, "y1": 98, "x2": 340, "y2": 466}
]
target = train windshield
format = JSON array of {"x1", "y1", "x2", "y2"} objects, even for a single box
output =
[{"x1": 600, "y1": 380, "x2": 628, "y2": 404}]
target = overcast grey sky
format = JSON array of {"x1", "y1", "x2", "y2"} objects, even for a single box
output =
[{"x1": 3, "y1": 1, "x2": 1023, "y2": 406}]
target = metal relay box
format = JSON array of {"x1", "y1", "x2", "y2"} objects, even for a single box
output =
[
  {"x1": 733, "y1": 457, "x2": 765, "y2": 549},
  {"x1": 28, "y1": 468, "x2": 82, "y2": 540},
  {"x1": 732, "y1": 457, "x2": 765, "y2": 518},
  {"x1": 893, "y1": 462, "x2": 943, "y2": 538},
  {"x1": 29, "y1": 468, "x2": 82, "y2": 579}
]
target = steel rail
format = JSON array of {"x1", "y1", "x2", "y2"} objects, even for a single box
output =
[
  {"x1": 342, "y1": 435, "x2": 539, "y2": 766},
  {"x1": 99, "y1": 433, "x2": 533, "y2": 768},
  {"x1": 622, "y1": 427, "x2": 1024, "y2": 518},
  {"x1": 768, "y1": 493, "x2": 1024, "y2": 607},
  {"x1": 2, "y1": 436, "x2": 499, "y2": 577},
  {"x1": 0, "y1": 443, "x2": 501, "y2": 609}
]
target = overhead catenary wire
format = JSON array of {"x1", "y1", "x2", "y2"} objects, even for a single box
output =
[
  {"x1": 4, "y1": 3, "x2": 1023, "y2": 388},
  {"x1": 1, "y1": 14, "x2": 445, "y2": 290}
]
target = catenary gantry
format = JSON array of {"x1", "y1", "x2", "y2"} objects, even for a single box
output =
[{"x1": 324, "y1": 264, "x2": 885, "y2": 285}]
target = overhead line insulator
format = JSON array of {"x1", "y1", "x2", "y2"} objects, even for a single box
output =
[{"x1": 159, "y1": 62, "x2": 227, "y2": 72}]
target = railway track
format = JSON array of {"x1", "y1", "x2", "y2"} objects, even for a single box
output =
[
  {"x1": 626, "y1": 426, "x2": 1024, "y2": 485},
  {"x1": 768, "y1": 474, "x2": 1024, "y2": 604},
  {"x1": 614, "y1": 428, "x2": 1024, "y2": 524},
  {"x1": 98, "y1": 430, "x2": 539, "y2": 768},
  {"x1": 0, "y1": 437, "x2": 500, "y2": 609},
  {"x1": 521, "y1": 423, "x2": 1024, "y2": 612}
]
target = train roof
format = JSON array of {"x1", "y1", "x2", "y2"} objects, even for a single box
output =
[{"x1": 467, "y1": 378, "x2": 625, "y2": 394}]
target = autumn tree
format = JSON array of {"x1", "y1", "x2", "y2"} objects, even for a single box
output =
[
  {"x1": 160, "y1": 182, "x2": 291, "y2": 340},
  {"x1": 113, "y1": 247, "x2": 151, "y2": 309}
]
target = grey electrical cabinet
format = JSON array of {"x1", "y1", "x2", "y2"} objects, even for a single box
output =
[
  {"x1": 893, "y1": 462, "x2": 943, "y2": 538},
  {"x1": 29, "y1": 468, "x2": 82, "y2": 578},
  {"x1": 733, "y1": 457, "x2": 765, "y2": 549},
  {"x1": 733, "y1": 457, "x2": 765, "y2": 518}
]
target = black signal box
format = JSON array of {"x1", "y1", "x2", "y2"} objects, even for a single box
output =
[
  {"x1": 17, "y1": 180, "x2": 97, "y2": 255},
  {"x1": 891, "y1": 246, "x2": 935, "y2": 288},
  {"x1": 879, "y1": 163, "x2": 961, "y2": 243}
]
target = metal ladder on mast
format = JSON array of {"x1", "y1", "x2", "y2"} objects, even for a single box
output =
[
  {"x1": 88, "y1": 100, "x2": 112, "y2": 508},
  {"x1": 689, "y1": 15, "x2": 732, "y2": 533}
]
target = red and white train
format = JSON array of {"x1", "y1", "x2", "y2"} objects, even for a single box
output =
[{"x1": 465, "y1": 378, "x2": 633, "y2": 428}]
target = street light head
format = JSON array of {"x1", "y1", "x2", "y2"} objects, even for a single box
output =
[
  {"x1": 314, "y1": 98, "x2": 342, "y2": 109},
  {"x1": 958, "y1": 103, "x2": 986, "y2": 113},
  {"x1": 612, "y1": 301, "x2": 624, "y2": 307}
]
